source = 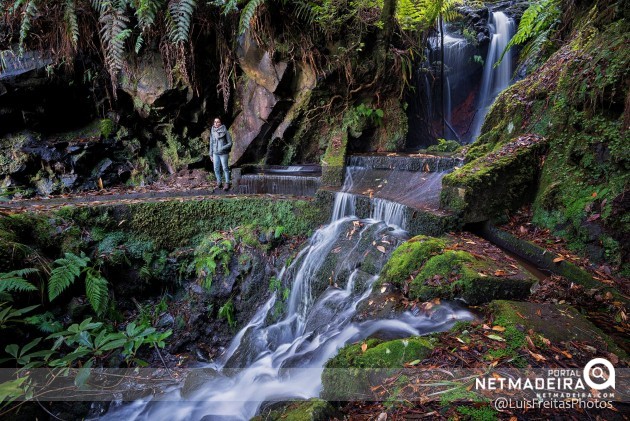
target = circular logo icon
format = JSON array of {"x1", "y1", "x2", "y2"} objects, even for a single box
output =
[{"x1": 584, "y1": 358, "x2": 615, "y2": 390}]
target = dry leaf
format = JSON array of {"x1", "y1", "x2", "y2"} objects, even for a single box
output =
[
  {"x1": 361, "y1": 343, "x2": 368, "y2": 353},
  {"x1": 376, "y1": 245, "x2": 386, "y2": 253},
  {"x1": 553, "y1": 256, "x2": 565, "y2": 263},
  {"x1": 492, "y1": 326, "x2": 506, "y2": 332},
  {"x1": 98, "y1": 178, "x2": 104, "y2": 190},
  {"x1": 529, "y1": 351, "x2": 546, "y2": 361},
  {"x1": 494, "y1": 270, "x2": 506, "y2": 276}
]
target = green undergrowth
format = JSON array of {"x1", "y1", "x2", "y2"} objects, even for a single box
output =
[{"x1": 56, "y1": 197, "x2": 323, "y2": 249}]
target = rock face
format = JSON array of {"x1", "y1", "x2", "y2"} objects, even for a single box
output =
[
  {"x1": 119, "y1": 52, "x2": 193, "y2": 120},
  {"x1": 229, "y1": 31, "x2": 317, "y2": 166}
]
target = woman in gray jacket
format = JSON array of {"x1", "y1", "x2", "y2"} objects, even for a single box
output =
[{"x1": 210, "y1": 117, "x2": 233, "y2": 191}]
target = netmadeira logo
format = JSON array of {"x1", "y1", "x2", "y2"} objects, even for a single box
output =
[{"x1": 584, "y1": 358, "x2": 615, "y2": 391}]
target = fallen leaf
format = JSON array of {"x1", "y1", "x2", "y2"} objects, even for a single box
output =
[
  {"x1": 494, "y1": 270, "x2": 507, "y2": 276},
  {"x1": 560, "y1": 350, "x2": 572, "y2": 359},
  {"x1": 98, "y1": 178, "x2": 104, "y2": 190},
  {"x1": 487, "y1": 334, "x2": 505, "y2": 342},
  {"x1": 553, "y1": 256, "x2": 565, "y2": 263},
  {"x1": 529, "y1": 351, "x2": 546, "y2": 361},
  {"x1": 361, "y1": 343, "x2": 368, "y2": 353},
  {"x1": 407, "y1": 359, "x2": 421, "y2": 366},
  {"x1": 376, "y1": 245, "x2": 386, "y2": 253},
  {"x1": 492, "y1": 326, "x2": 506, "y2": 332}
]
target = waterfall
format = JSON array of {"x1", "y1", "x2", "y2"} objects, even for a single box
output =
[
  {"x1": 238, "y1": 174, "x2": 321, "y2": 196},
  {"x1": 470, "y1": 11, "x2": 515, "y2": 141},
  {"x1": 103, "y1": 167, "x2": 474, "y2": 420}
]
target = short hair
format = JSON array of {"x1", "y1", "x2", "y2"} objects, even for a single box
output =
[{"x1": 213, "y1": 117, "x2": 222, "y2": 123}]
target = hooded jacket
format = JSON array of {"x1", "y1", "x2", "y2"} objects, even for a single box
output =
[{"x1": 210, "y1": 124, "x2": 233, "y2": 155}]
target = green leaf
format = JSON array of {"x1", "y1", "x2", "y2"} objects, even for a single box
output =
[
  {"x1": 5, "y1": 344, "x2": 19, "y2": 358},
  {"x1": 74, "y1": 358, "x2": 94, "y2": 387},
  {"x1": 487, "y1": 334, "x2": 506, "y2": 342},
  {"x1": 20, "y1": 338, "x2": 41, "y2": 356}
]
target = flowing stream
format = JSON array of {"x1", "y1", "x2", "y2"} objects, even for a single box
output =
[{"x1": 104, "y1": 190, "x2": 474, "y2": 420}]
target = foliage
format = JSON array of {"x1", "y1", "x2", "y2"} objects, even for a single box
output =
[
  {"x1": 218, "y1": 298, "x2": 236, "y2": 328},
  {"x1": 0, "y1": 268, "x2": 38, "y2": 293},
  {"x1": 193, "y1": 233, "x2": 234, "y2": 291},
  {"x1": 497, "y1": 0, "x2": 561, "y2": 69},
  {"x1": 167, "y1": 0, "x2": 197, "y2": 43},
  {"x1": 426, "y1": 138, "x2": 460, "y2": 153},
  {"x1": 48, "y1": 252, "x2": 109, "y2": 315}
]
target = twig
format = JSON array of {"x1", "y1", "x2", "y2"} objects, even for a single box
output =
[{"x1": 36, "y1": 399, "x2": 66, "y2": 421}]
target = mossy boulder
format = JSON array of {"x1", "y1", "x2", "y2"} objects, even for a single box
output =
[
  {"x1": 491, "y1": 300, "x2": 627, "y2": 358},
  {"x1": 379, "y1": 235, "x2": 447, "y2": 286},
  {"x1": 321, "y1": 337, "x2": 434, "y2": 401},
  {"x1": 441, "y1": 134, "x2": 548, "y2": 224},
  {"x1": 253, "y1": 399, "x2": 341, "y2": 421},
  {"x1": 380, "y1": 235, "x2": 537, "y2": 305}
]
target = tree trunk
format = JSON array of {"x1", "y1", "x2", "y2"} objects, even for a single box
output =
[{"x1": 375, "y1": 0, "x2": 397, "y2": 76}]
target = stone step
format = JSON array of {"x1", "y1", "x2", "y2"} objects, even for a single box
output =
[{"x1": 347, "y1": 154, "x2": 463, "y2": 172}]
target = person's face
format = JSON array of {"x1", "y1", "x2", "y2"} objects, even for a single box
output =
[{"x1": 213, "y1": 119, "x2": 221, "y2": 127}]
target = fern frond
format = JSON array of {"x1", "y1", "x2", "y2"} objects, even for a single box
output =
[
  {"x1": 167, "y1": 0, "x2": 196, "y2": 43},
  {"x1": 9, "y1": 0, "x2": 27, "y2": 14},
  {"x1": 0, "y1": 269, "x2": 38, "y2": 293},
  {"x1": 64, "y1": 0, "x2": 79, "y2": 49},
  {"x1": 238, "y1": 0, "x2": 264, "y2": 36},
  {"x1": 99, "y1": 4, "x2": 131, "y2": 74},
  {"x1": 135, "y1": 0, "x2": 163, "y2": 30},
  {"x1": 91, "y1": 0, "x2": 108, "y2": 14},
  {"x1": 48, "y1": 252, "x2": 89, "y2": 301},
  {"x1": 84, "y1": 268, "x2": 108, "y2": 315},
  {"x1": 134, "y1": 33, "x2": 144, "y2": 53},
  {"x1": 18, "y1": 0, "x2": 38, "y2": 55}
]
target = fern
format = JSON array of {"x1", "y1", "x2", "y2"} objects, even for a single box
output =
[
  {"x1": 84, "y1": 268, "x2": 108, "y2": 315},
  {"x1": 0, "y1": 268, "x2": 38, "y2": 293},
  {"x1": 18, "y1": 0, "x2": 38, "y2": 55},
  {"x1": 135, "y1": 0, "x2": 163, "y2": 30},
  {"x1": 48, "y1": 252, "x2": 89, "y2": 301},
  {"x1": 238, "y1": 0, "x2": 264, "y2": 36},
  {"x1": 497, "y1": 0, "x2": 561, "y2": 65},
  {"x1": 8, "y1": 0, "x2": 27, "y2": 14},
  {"x1": 218, "y1": 299, "x2": 236, "y2": 328},
  {"x1": 167, "y1": 0, "x2": 196, "y2": 43},
  {"x1": 64, "y1": 0, "x2": 79, "y2": 49},
  {"x1": 99, "y1": 3, "x2": 131, "y2": 77}
]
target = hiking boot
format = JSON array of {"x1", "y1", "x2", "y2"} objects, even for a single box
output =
[
  {"x1": 223, "y1": 183, "x2": 230, "y2": 191},
  {"x1": 216, "y1": 183, "x2": 223, "y2": 190}
]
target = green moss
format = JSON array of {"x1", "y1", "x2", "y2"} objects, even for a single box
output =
[
  {"x1": 378, "y1": 236, "x2": 447, "y2": 286},
  {"x1": 322, "y1": 337, "x2": 434, "y2": 401},
  {"x1": 409, "y1": 250, "x2": 535, "y2": 305},
  {"x1": 456, "y1": 405, "x2": 498, "y2": 421},
  {"x1": 56, "y1": 197, "x2": 323, "y2": 249},
  {"x1": 100, "y1": 119, "x2": 115, "y2": 138},
  {"x1": 321, "y1": 127, "x2": 348, "y2": 187}
]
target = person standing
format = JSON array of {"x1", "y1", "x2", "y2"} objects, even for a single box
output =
[{"x1": 209, "y1": 117, "x2": 233, "y2": 191}]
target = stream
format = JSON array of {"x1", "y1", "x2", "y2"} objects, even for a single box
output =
[{"x1": 103, "y1": 192, "x2": 475, "y2": 420}]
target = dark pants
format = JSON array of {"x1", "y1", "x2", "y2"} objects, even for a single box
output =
[{"x1": 212, "y1": 153, "x2": 230, "y2": 184}]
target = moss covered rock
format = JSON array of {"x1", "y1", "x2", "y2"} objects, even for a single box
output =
[
  {"x1": 321, "y1": 128, "x2": 348, "y2": 188},
  {"x1": 380, "y1": 235, "x2": 537, "y2": 305},
  {"x1": 491, "y1": 300, "x2": 627, "y2": 358},
  {"x1": 321, "y1": 337, "x2": 434, "y2": 401},
  {"x1": 253, "y1": 399, "x2": 341, "y2": 421},
  {"x1": 441, "y1": 134, "x2": 548, "y2": 224}
]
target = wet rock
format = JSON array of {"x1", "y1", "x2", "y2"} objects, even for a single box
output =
[
  {"x1": 35, "y1": 177, "x2": 59, "y2": 196},
  {"x1": 181, "y1": 368, "x2": 220, "y2": 398},
  {"x1": 156, "y1": 312, "x2": 175, "y2": 329}
]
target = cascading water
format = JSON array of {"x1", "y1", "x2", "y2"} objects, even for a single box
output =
[
  {"x1": 238, "y1": 174, "x2": 321, "y2": 196},
  {"x1": 470, "y1": 11, "x2": 515, "y2": 141},
  {"x1": 104, "y1": 191, "x2": 474, "y2": 420}
]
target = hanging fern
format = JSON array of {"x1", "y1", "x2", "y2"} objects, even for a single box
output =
[
  {"x1": 135, "y1": 0, "x2": 164, "y2": 30},
  {"x1": 18, "y1": 0, "x2": 38, "y2": 55},
  {"x1": 238, "y1": 0, "x2": 264, "y2": 36},
  {"x1": 84, "y1": 268, "x2": 108, "y2": 315},
  {"x1": 90, "y1": 0, "x2": 109, "y2": 14},
  {"x1": 48, "y1": 252, "x2": 89, "y2": 301},
  {"x1": 99, "y1": 3, "x2": 131, "y2": 76},
  {"x1": 0, "y1": 268, "x2": 38, "y2": 293},
  {"x1": 64, "y1": 0, "x2": 79, "y2": 49},
  {"x1": 497, "y1": 0, "x2": 561, "y2": 66},
  {"x1": 167, "y1": 0, "x2": 196, "y2": 43}
]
